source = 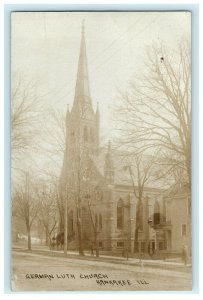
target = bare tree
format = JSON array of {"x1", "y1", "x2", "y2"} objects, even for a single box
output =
[
  {"x1": 38, "y1": 186, "x2": 58, "y2": 247},
  {"x1": 123, "y1": 153, "x2": 156, "y2": 252},
  {"x1": 66, "y1": 148, "x2": 92, "y2": 256},
  {"x1": 59, "y1": 143, "x2": 86, "y2": 255},
  {"x1": 60, "y1": 134, "x2": 105, "y2": 256},
  {"x1": 11, "y1": 74, "x2": 43, "y2": 158},
  {"x1": 115, "y1": 41, "x2": 191, "y2": 197},
  {"x1": 12, "y1": 172, "x2": 41, "y2": 250},
  {"x1": 58, "y1": 99, "x2": 102, "y2": 256},
  {"x1": 40, "y1": 108, "x2": 66, "y2": 170},
  {"x1": 84, "y1": 182, "x2": 104, "y2": 257}
]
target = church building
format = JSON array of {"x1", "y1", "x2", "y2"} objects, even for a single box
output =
[{"x1": 59, "y1": 22, "x2": 190, "y2": 257}]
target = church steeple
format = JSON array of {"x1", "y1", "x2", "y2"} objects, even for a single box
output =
[
  {"x1": 72, "y1": 19, "x2": 93, "y2": 114},
  {"x1": 66, "y1": 21, "x2": 100, "y2": 153}
]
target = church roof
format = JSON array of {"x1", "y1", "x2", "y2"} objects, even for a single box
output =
[{"x1": 92, "y1": 147, "x2": 168, "y2": 191}]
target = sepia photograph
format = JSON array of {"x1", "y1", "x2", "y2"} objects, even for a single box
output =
[{"x1": 11, "y1": 11, "x2": 192, "y2": 291}]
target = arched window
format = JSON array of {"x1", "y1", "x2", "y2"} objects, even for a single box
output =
[
  {"x1": 163, "y1": 200, "x2": 167, "y2": 222},
  {"x1": 84, "y1": 126, "x2": 88, "y2": 142},
  {"x1": 117, "y1": 199, "x2": 124, "y2": 229},
  {"x1": 68, "y1": 210, "x2": 74, "y2": 234},
  {"x1": 99, "y1": 214, "x2": 102, "y2": 230},
  {"x1": 153, "y1": 201, "x2": 160, "y2": 225}
]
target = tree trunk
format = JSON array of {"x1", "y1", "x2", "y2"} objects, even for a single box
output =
[
  {"x1": 87, "y1": 200, "x2": 99, "y2": 257},
  {"x1": 27, "y1": 226, "x2": 31, "y2": 250},
  {"x1": 134, "y1": 200, "x2": 141, "y2": 253},
  {"x1": 64, "y1": 204, "x2": 68, "y2": 256},
  {"x1": 77, "y1": 208, "x2": 84, "y2": 256},
  {"x1": 45, "y1": 228, "x2": 49, "y2": 246},
  {"x1": 94, "y1": 233, "x2": 99, "y2": 257}
]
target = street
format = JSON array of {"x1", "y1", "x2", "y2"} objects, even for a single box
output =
[{"x1": 12, "y1": 249, "x2": 192, "y2": 291}]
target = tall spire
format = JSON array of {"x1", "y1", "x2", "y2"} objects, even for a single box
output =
[{"x1": 73, "y1": 19, "x2": 92, "y2": 112}]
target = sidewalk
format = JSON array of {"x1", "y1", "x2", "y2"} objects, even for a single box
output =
[{"x1": 12, "y1": 244, "x2": 191, "y2": 273}]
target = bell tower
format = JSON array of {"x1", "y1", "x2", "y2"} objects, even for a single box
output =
[{"x1": 59, "y1": 20, "x2": 101, "y2": 241}]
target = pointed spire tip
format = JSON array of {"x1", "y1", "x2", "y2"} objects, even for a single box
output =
[{"x1": 82, "y1": 19, "x2": 85, "y2": 35}]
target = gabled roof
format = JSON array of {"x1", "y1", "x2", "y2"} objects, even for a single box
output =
[{"x1": 92, "y1": 147, "x2": 169, "y2": 190}]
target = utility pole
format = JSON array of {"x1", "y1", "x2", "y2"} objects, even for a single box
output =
[
  {"x1": 64, "y1": 182, "x2": 68, "y2": 256},
  {"x1": 25, "y1": 171, "x2": 31, "y2": 250}
]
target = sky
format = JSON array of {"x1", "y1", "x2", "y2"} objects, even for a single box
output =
[{"x1": 11, "y1": 11, "x2": 191, "y2": 181}]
